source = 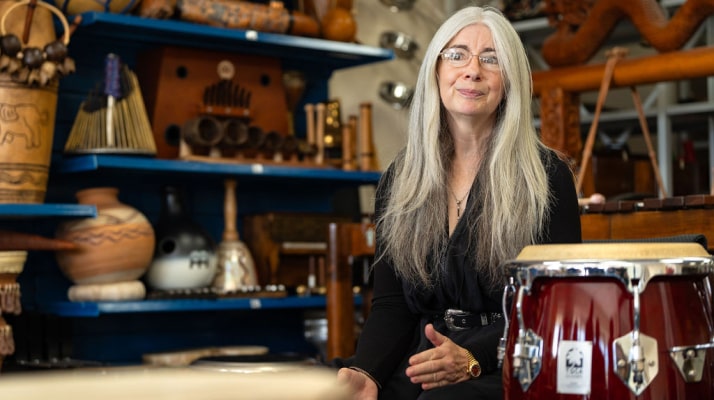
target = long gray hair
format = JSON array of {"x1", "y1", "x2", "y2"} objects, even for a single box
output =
[{"x1": 376, "y1": 6, "x2": 550, "y2": 288}]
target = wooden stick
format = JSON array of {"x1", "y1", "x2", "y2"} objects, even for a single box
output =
[
  {"x1": 315, "y1": 102, "x2": 325, "y2": 165},
  {"x1": 304, "y1": 103, "x2": 315, "y2": 146},
  {"x1": 0, "y1": 230, "x2": 78, "y2": 251},
  {"x1": 576, "y1": 48, "x2": 626, "y2": 194},
  {"x1": 22, "y1": 0, "x2": 38, "y2": 45},
  {"x1": 630, "y1": 86, "x2": 668, "y2": 198}
]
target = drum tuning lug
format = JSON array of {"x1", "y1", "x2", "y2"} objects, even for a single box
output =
[
  {"x1": 614, "y1": 332, "x2": 659, "y2": 395},
  {"x1": 497, "y1": 278, "x2": 515, "y2": 369},
  {"x1": 512, "y1": 329, "x2": 543, "y2": 392},
  {"x1": 497, "y1": 337, "x2": 507, "y2": 368},
  {"x1": 670, "y1": 341, "x2": 714, "y2": 383}
]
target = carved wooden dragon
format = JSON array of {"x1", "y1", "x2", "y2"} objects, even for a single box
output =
[{"x1": 541, "y1": 0, "x2": 714, "y2": 67}]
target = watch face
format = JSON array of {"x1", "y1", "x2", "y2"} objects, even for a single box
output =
[{"x1": 469, "y1": 362, "x2": 482, "y2": 377}]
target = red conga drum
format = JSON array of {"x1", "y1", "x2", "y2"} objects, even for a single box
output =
[{"x1": 500, "y1": 243, "x2": 714, "y2": 399}]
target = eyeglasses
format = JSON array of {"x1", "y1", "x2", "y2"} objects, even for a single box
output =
[{"x1": 439, "y1": 48, "x2": 499, "y2": 69}]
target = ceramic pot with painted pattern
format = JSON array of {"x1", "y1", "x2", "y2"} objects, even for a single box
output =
[{"x1": 54, "y1": 187, "x2": 155, "y2": 285}]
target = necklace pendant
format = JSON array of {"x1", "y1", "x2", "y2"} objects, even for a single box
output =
[{"x1": 456, "y1": 200, "x2": 462, "y2": 220}]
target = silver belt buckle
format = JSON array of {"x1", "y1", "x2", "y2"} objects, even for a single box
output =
[{"x1": 444, "y1": 308, "x2": 470, "y2": 331}]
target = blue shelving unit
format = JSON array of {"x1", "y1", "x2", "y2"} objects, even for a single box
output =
[
  {"x1": 73, "y1": 11, "x2": 393, "y2": 70},
  {"x1": 38, "y1": 295, "x2": 362, "y2": 317},
  {"x1": 57, "y1": 154, "x2": 382, "y2": 183},
  {"x1": 7, "y1": 11, "x2": 386, "y2": 366},
  {"x1": 0, "y1": 204, "x2": 96, "y2": 219}
]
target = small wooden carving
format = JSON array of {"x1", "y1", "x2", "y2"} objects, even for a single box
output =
[{"x1": 140, "y1": 0, "x2": 320, "y2": 38}]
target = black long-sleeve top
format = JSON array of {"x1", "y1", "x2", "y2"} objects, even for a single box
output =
[{"x1": 351, "y1": 149, "x2": 583, "y2": 392}]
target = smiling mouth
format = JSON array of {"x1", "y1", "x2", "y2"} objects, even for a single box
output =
[{"x1": 458, "y1": 89, "x2": 484, "y2": 97}]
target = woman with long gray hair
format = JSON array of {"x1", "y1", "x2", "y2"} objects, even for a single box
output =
[{"x1": 336, "y1": 6, "x2": 581, "y2": 399}]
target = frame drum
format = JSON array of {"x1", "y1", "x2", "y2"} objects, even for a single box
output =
[
  {"x1": 190, "y1": 353, "x2": 319, "y2": 373},
  {"x1": 501, "y1": 243, "x2": 714, "y2": 399},
  {"x1": 0, "y1": 366, "x2": 351, "y2": 399}
]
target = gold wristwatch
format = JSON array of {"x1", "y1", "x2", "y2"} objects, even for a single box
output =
[{"x1": 465, "y1": 350, "x2": 482, "y2": 378}]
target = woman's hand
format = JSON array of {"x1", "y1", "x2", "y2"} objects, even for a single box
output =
[
  {"x1": 337, "y1": 367, "x2": 378, "y2": 400},
  {"x1": 405, "y1": 323, "x2": 471, "y2": 390}
]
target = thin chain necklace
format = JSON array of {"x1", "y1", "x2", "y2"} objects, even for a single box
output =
[{"x1": 449, "y1": 188, "x2": 470, "y2": 220}]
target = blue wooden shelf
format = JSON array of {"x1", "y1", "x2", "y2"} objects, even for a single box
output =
[
  {"x1": 8, "y1": 10, "x2": 382, "y2": 363},
  {"x1": 39, "y1": 295, "x2": 356, "y2": 317},
  {"x1": 57, "y1": 154, "x2": 382, "y2": 184},
  {"x1": 0, "y1": 203, "x2": 96, "y2": 219},
  {"x1": 73, "y1": 12, "x2": 394, "y2": 70}
]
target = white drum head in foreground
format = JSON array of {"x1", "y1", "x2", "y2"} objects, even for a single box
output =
[{"x1": 0, "y1": 366, "x2": 352, "y2": 400}]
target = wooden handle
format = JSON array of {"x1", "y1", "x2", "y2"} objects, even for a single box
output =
[
  {"x1": 0, "y1": 230, "x2": 78, "y2": 251},
  {"x1": 223, "y1": 179, "x2": 238, "y2": 241}
]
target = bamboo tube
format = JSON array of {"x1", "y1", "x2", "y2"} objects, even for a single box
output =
[
  {"x1": 341, "y1": 122, "x2": 353, "y2": 171},
  {"x1": 315, "y1": 102, "x2": 326, "y2": 165},
  {"x1": 358, "y1": 102, "x2": 378, "y2": 171}
]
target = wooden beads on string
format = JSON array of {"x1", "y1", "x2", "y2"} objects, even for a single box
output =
[{"x1": 0, "y1": 0, "x2": 75, "y2": 86}]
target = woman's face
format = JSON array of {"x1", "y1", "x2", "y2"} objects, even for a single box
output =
[{"x1": 437, "y1": 23, "x2": 504, "y2": 123}]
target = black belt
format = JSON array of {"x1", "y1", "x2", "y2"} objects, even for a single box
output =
[{"x1": 441, "y1": 309, "x2": 503, "y2": 331}]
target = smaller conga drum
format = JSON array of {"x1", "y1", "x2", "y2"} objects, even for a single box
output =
[{"x1": 500, "y1": 243, "x2": 714, "y2": 399}]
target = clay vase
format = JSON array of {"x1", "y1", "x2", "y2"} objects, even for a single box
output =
[
  {"x1": 55, "y1": 187, "x2": 155, "y2": 285},
  {"x1": 145, "y1": 186, "x2": 217, "y2": 291},
  {"x1": 321, "y1": 7, "x2": 356, "y2": 42},
  {"x1": 304, "y1": 0, "x2": 352, "y2": 24},
  {"x1": 0, "y1": 250, "x2": 26, "y2": 372}
]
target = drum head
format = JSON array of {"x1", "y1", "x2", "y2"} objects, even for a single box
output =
[
  {"x1": 190, "y1": 353, "x2": 319, "y2": 373},
  {"x1": 142, "y1": 345, "x2": 269, "y2": 367},
  {"x1": 0, "y1": 367, "x2": 352, "y2": 399},
  {"x1": 516, "y1": 242, "x2": 709, "y2": 261},
  {"x1": 507, "y1": 243, "x2": 713, "y2": 287}
]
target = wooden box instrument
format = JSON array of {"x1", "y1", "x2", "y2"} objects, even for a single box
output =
[
  {"x1": 136, "y1": 46, "x2": 288, "y2": 159},
  {"x1": 243, "y1": 213, "x2": 351, "y2": 290},
  {"x1": 580, "y1": 194, "x2": 714, "y2": 252}
]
